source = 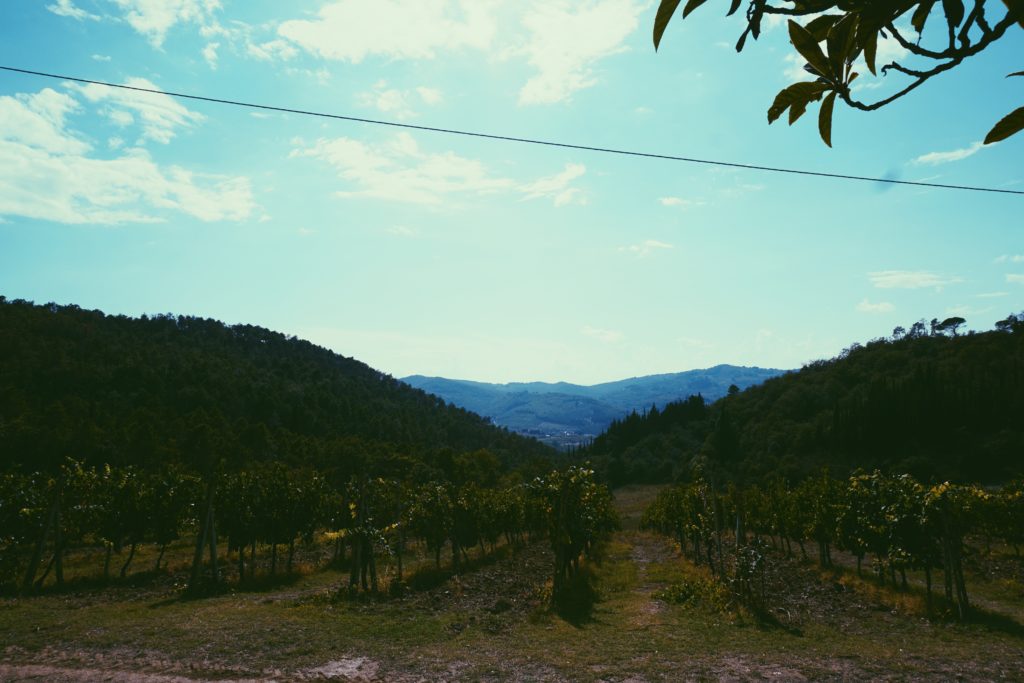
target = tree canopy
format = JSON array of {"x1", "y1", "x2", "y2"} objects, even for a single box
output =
[{"x1": 654, "y1": 0, "x2": 1024, "y2": 146}]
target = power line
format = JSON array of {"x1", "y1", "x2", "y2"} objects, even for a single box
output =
[{"x1": 2, "y1": 64, "x2": 1021, "y2": 197}]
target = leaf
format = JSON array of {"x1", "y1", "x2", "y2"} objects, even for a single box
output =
[
  {"x1": 911, "y1": 0, "x2": 937, "y2": 33},
  {"x1": 1009, "y1": 71, "x2": 1024, "y2": 77},
  {"x1": 1005, "y1": 0, "x2": 1024, "y2": 29},
  {"x1": 653, "y1": 0, "x2": 683, "y2": 50},
  {"x1": 789, "y1": 20, "x2": 833, "y2": 80},
  {"x1": 861, "y1": 28, "x2": 879, "y2": 76},
  {"x1": 768, "y1": 81, "x2": 828, "y2": 125},
  {"x1": 789, "y1": 97, "x2": 812, "y2": 125},
  {"x1": 984, "y1": 106, "x2": 1024, "y2": 144},
  {"x1": 726, "y1": 0, "x2": 742, "y2": 16},
  {"x1": 818, "y1": 91, "x2": 837, "y2": 147},
  {"x1": 805, "y1": 14, "x2": 841, "y2": 41},
  {"x1": 942, "y1": 0, "x2": 965, "y2": 31},
  {"x1": 736, "y1": 25, "x2": 751, "y2": 52},
  {"x1": 826, "y1": 14, "x2": 859, "y2": 82},
  {"x1": 682, "y1": 0, "x2": 710, "y2": 19},
  {"x1": 750, "y1": 8, "x2": 763, "y2": 39}
]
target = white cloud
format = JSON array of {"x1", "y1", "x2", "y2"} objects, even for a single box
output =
[
  {"x1": 856, "y1": 299, "x2": 895, "y2": 314},
  {"x1": 284, "y1": 67, "x2": 332, "y2": 85},
  {"x1": 293, "y1": 131, "x2": 582, "y2": 206},
  {"x1": 517, "y1": 0, "x2": 643, "y2": 105},
  {"x1": 109, "y1": 0, "x2": 222, "y2": 47},
  {"x1": 68, "y1": 77, "x2": 204, "y2": 144},
  {"x1": 107, "y1": 109, "x2": 135, "y2": 127},
  {"x1": 659, "y1": 196, "x2": 704, "y2": 208},
  {"x1": 92, "y1": 54, "x2": 112, "y2": 62},
  {"x1": 355, "y1": 81, "x2": 444, "y2": 120},
  {"x1": 277, "y1": 0, "x2": 496, "y2": 63},
  {"x1": 582, "y1": 325, "x2": 622, "y2": 343},
  {"x1": 203, "y1": 42, "x2": 220, "y2": 69},
  {"x1": 291, "y1": 132, "x2": 515, "y2": 205},
  {"x1": 520, "y1": 163, "x2": 587, "y2": 206},
  {"x1": 247, "y1": 39, "x2": 298, "y2": 62},
  {"x1": 0, "y1": 88, "x2": 89, "y2": 155},
  {"x1": 913, "y1": 141, "x2": 984, "y2": 166},
  {"x1": 619, "y1": 239, "x2": 673, "y2": 257},
  {"x1": 869, "y1": 270, "x2": 963, "y2": 290},
  {"x1": 386, "y1": 225, "x2": 418, "y2": 237},
  {"x1": 976, "y1": 291, "x2": 1009, "y2": 298},
  {"x1": 995, "y1": 254, "x2": 1024, "y2": 264},
  {"x1": 782, "y1": 53, "x2": 810, "y2": 83},
  {"x1": 47, "y1": 0, "x2": 99, "y2": 20},
  {"x1": 273, "y1": 0, "x2": 641, "y2": 105},
  {"x1": 416, "y1": 87, "x2": 444, "y2": 105},
  {"x1": 1007, "y1": 274, "x2": 1024, "y2": 284},
  {"x1": 0, "y1": 85, "x2": 254, "y2": 225}
]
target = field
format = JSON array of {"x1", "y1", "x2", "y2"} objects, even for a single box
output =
[{"x1": 2, "y1": 485, "x2": 1023, "y2": 682}]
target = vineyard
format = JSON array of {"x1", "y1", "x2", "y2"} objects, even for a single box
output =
[
  {"x1": 2, "y1": 482, "x2": 1023, "y2": 680},
  {"x1": 0, "y1": 460, "x2": 618, "y2": 604},
  {"x1": 642, "y1": 472, "x2": 1024, "y2": 622}
]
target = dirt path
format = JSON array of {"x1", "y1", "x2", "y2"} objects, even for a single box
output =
[{"x1": 623, "y1": 530, "x2": 675, "y2": 629}]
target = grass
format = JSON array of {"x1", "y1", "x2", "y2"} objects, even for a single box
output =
[{"x1": 3, "y1": 486, "x2": 1024, "y2": 681}]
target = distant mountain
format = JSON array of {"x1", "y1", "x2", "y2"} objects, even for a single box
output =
[{"x1": 401, "y1": 365, "x2": 786, "y2": 447}]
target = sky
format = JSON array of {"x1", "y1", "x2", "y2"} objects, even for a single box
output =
[{"x1": 0, "y1": 0, "x2": 1022, "y2": 384}]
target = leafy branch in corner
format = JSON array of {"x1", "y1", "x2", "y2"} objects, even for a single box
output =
[{"x1": 654, "y1": 0, "x2": 1024, "y2": 146}]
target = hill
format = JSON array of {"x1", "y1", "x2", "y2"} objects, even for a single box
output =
[
  {"x1": 0, "y1": 297, "x2": 553, "y2": 478},
  {"x1": 586, "y1": 316, "x2": 1024, "y2": 485},
  {"x1": 402, "y1": 365, "x2": 784, "y2": 447}
]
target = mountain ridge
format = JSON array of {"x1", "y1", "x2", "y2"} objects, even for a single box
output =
[{"x1": 402, "y1": 365, "x2": 786, "y2": 447}]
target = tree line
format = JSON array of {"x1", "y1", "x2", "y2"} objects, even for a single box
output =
[
  {"x1": 585, "y1": 313, "x2": 1024, "y2": 486},
  {"x1": 0, "y1": 297, "x2": 554, "y2": 478}
]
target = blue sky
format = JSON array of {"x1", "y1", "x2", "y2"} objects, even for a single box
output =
[{"x1": 1, "y1": 0, "x2": 1022, "y2": 384}]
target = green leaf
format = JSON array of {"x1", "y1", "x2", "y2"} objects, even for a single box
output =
[
  {"x1": 942, "y1": 0, "x2": 965, "y2": 31},
  {"x1": 805, "y1": 15, "x2": 841, "y2": 41},
  {"x1": 682, "y1": 0, "x2": 710, "y2": 19},
  {"x1": 789, "y1": 20, "x2": 832, "y2": 79},
  {"x1": 826, "y1": 14, "x2": 859, "y2": 82},
  {"x1": 984, "y1": 106, "x2": 1024, "y2": 144},
  {"x1": 1009, "y1": 71, "x2": 1024, "y2": 78},
  {"x1": 818, "y1": 91, "x2": 837, "y2": 147},
  {"x1": 861, "y1": 28, "x2": 879, "y2": 76},
  {"x1": 911, "y1": 0, "x2": 937, "y2": 33},
  {"x1": 768, "y1": 81, "x2": 828, "y2": 125},
  {"x1": 653, "y1": 0, "x2": 684, "y2": 50}
]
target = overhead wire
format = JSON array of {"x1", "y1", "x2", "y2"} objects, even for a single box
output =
[{"x1": 1, "y1": 64, "x2": 1021, "y2": 197}]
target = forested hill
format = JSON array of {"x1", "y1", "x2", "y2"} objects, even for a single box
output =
[
  {"x1": 586, "y1": 315, "x2": 1024, "y2": 486},
  {"x1": 0, "y1": 298, "x2": 553, "y2": 478}
]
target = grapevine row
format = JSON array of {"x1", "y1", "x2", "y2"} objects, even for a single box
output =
[{"x1": 642, "y1": 471, "x2": 1024, "y2": 619}]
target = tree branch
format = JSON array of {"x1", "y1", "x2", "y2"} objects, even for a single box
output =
[{"x1": 841, "y1": 12, "x2": 1016, "y2": 112}]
